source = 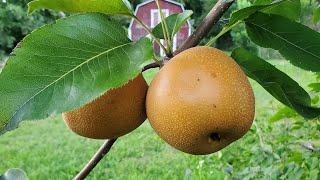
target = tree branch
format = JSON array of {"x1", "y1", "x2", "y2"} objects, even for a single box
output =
[
  {"x1": 174, "y1": 0, "x2": 235, "y2": 56},
  {"x1": 73, "y1": 138, "x2": 118, "y2": 180}
]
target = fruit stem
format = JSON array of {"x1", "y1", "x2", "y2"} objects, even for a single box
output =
[
  {"x1": 174, "y1": 0, "x2": 235, "y2": 56},
  {"x1": 73, "y1": 138, "x2": 117, "y2": 180}
]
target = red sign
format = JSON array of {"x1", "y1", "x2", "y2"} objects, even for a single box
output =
[{"x1": 129, "y1": 0, "x2": 191, "y2": 56}]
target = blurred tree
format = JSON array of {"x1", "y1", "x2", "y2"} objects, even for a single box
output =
[{"x1": 0, "y1": 0, "x2": 61, "y2": 61}]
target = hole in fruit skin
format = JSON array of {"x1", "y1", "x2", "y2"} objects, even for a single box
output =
[{"x1": 210, "y1": 133, "x2": 221, "y2": 141}]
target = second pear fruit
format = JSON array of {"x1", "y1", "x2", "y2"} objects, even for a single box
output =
[
  {"x1": 63, "y1": 74, "x2": 148, "y2": 139},
  {"x1": 146, "y1": 47, "x2": 255, "y2": 155}
]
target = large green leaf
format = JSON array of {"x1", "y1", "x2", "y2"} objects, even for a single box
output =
[
  {"x1": 218, "y1": 0, "x2": 287, "y2": 37},
  {"x1": 254, "y1": 0, "x2": 301, "y2": 20},
  {"x1": 206, "y1": 0, "x2": 299, "y2": 46},
  {"x1": 245, "y1": 12, "x2": 320, "y2": 72},
  {"x1": 228, "y1": 0, "x2": 283, "y2": 27},
  {"x1": 231, "y1": 48, "x2": 320, "y2": 119},
  {"x1": 152, "y1": 10, "x2": 193, "y2": 39},
  {"x1": 0, "y1": 13, "x2": 153, "y2": 135},
  {"x1": 28, "y1": 0, "x2": 133, "y2": 16}
]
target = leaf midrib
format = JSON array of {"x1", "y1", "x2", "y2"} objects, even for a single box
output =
[
  {"x1": 6, "y1": 41, "x2": 133, "y2": 124},
  {"x1": 246, "y1": 21, "x2": 320, "y2": 60}
]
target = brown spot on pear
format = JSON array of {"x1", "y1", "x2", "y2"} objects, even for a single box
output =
[
  {"x1": 146, "y1": 47, "x2": 255, "y2": 155},
  {"x1": 63, "y1": 74, "x2": 148, "y2": 139}
]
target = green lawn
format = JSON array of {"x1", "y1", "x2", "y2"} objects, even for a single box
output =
[{"x1": 0, "y1": 61, "x2": 319, "y2": 180}]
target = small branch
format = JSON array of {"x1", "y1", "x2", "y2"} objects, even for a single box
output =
[
  {"x1": 73, "y1": 138, "x2": 117, "y2": 180},
  {"x1": 142, "y1": 62, "x2": 161, "y2": 72},
  {"x1": 174, "y1": 0, "x2": 235, "y2": 55}
]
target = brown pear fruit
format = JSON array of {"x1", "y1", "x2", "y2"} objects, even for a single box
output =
[
  {"x1": 63, "y1": 74, "x2": 148, "y2": 139},
  {"x1": 146, "y1": 47, "x2": 255, "y2": 155}
]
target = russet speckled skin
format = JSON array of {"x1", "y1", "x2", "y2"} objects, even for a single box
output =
[
  {"x1": 146, "y1": 47, "x2": 255, "y2": 155},
  {"x1": 63, "y1": 74, "x2": 148, "y2": 139}
]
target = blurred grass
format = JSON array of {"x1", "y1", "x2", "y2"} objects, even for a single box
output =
[{"x1": 0, "y1": 60, "x2": 319, "y2": 180}]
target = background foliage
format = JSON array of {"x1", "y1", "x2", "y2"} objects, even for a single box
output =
[{"x1": 0, "y1": 0, "x2": 61, "y2": 63}]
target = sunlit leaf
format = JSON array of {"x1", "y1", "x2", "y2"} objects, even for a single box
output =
[
  {"x1": 254, "y1": 0, "x2": 301, "y2": 20},
  {"x1": 314, "y1": 7, "x2": 320, "y2": 24},
  {"x1": 28, "y1": 0, "x2": 133, "y2": 16},
  {"x1": 227, "y1": 0, "x2": 295, "y2": 30},
  {"x1": 312, "y1": 96, "x2": 319, "y2": 104},
  {"x1": 309, "y1": 83, "x2": 320, "y2": 93}
]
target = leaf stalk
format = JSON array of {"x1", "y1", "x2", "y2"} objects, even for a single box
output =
[
  {"x1": 205, "y1": 21, "x2": 241, "y2": 46},
  {"x1": 133, "y1": 16, "x2": 171, "y2": 57},
  {"x1": 155, "y1": 0, "x2": 173, "y2": 56}
]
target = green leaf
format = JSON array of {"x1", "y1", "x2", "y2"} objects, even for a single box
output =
[
  {"x1": 316, "y1": 73, "x2": 320, "y2": 81},
  {"x1": 309, "y1": 83, "x2": 320, "y2": 93},
  {"x1": 152, "y1": 10, "x2": 193, "y2": 39},
  {"x1": 312, "y1": 96, "x2": 319, "y2": 105},
  {"x1": 314, "y1": 7, "x2": 320, "y2": 24},
  {"x1": 205, "y1": 1, "x2": 284, "y2": 46},
  {"x1": 227, "y1": 1, "x2": 280, "y2": 28},
  {"x1": 206, "y1": 0, "x2": 298, "y2": 46},
  {"x1": 245, "y1": 12, "x2": 320, "y2": 72},
  {"x1": 254, "y1": 0, "x2": 301, "y2": 20},
  {"x1": 28, "y1": 0, "x2": 133, "y2": 16},
  {"x1": 231, "y1": 48, "x2": 320, "y2": 119},
  {"x1": 0, "y1": 13, "x2": 153, "y2": 135},
  {"x1": 0, "y1": 169, "x2": 28, "y2": 180},
  {"x1": 269, "y1": 106, "x2": 298, "y2": 123}
]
